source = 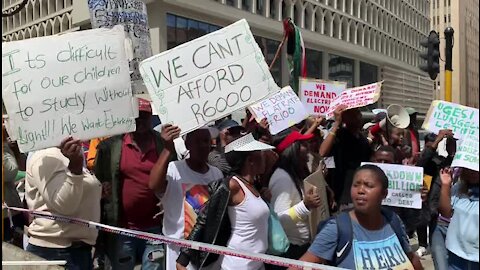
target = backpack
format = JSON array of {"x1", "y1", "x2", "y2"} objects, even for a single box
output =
[{"x1": 316, "y1": 207, "x2": 410, "y2": 266}]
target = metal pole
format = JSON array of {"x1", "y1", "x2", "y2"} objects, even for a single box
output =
[{"x1": 444, "y1": 27, "x2": 454, "y2": 102}]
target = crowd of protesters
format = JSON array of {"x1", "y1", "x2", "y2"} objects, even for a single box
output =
[{"x1": 2, "y1": 98, "x2": 478, "y2": 270}]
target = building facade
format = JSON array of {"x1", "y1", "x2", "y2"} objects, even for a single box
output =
[
  {"x1": 430, "y1": 0, "x2": 479, "y2": 108},
  {"x1": 3, "y1": 0, "x2": 435, "y2": 116}
]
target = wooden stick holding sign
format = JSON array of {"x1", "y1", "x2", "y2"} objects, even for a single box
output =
[{"x1": 139, "y1": 19, "x2": 279, "y2": 135}]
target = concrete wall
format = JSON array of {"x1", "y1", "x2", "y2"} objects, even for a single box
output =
[{"x1": 2, "y1": 242, "x2": 64, "y2": 270}]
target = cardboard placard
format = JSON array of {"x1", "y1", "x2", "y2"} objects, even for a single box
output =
[
  {"x1": 326, "y1": 82, "x2": 382, "y2": 119},
  {"x1": 299, "y1": 78, "x2": 347, "y2": 116},
  {"x1": 362, "y1": 162, "x2": 424, "y2": 209},
  {"x1": 139, "y1": 19, "x2": 279, "y2": 135},
  {"x1": 2, "y1": 26, "x2": 137, "y2": 153},
  {"x1": 303, "y1": 170, "x2": 330, "y2": 240},
  {"x1": 451, "y1": 134, "x2": 479, "y2": 171},
  {"x1": 249, "y1": 86, "x2": 308, "y2": 135},
  {"x1": 422, "y1": 100, "x2": 479, "y2": 140},
  {"x1": 87, "y1": 0, "x2": 152, "y2": 94}
]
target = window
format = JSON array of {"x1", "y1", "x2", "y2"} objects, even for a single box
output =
[
  {"x1": 448, "y1": 0, "x2": 450, "y2": 6},
  {"x1": 444, "y1": 0, "x2": 446, "y2": 6},
  {"x1": 433, "y1": 0, "x2": 435, "y2": 9},
  {"x1": 166, "y1": 14, "x2": 220, "y2": 49},
  {"x1": 254, "y1": 36, "x2": 282, "y2": 85},
  {"x1": 448, "y1": 14, "x2": 451, "y2": 23},
  {"x1": 242, "y1": 0, "x2": 250, "y2": 11},
  {"x1": 305, "y1": 49, "x2": 323, "y2": 79},
  {"x1": 328, "y1": 54, "x2": 354, "y2": 87},
  {"x1": 360, "y1": 62, "x2": 378, "y2": 86},
  {"x1": 444, "y1": 15, "x2": 447, "y2": 23}
]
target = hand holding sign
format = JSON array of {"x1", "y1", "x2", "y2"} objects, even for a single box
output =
[
  {"x1": 60, "y1": 136, "x2": 83, "y2": 175},
  {"x1": 161, "y1": 124, "x2": 181, "y2": 151}
]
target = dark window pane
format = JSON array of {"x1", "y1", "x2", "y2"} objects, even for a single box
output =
[
  {"x1": 305, "y1": 49, "x2": 322, "y2": 79},
  {"x1": 187, "y1": 19, "x2": 199, "y2": 40},
  {"x1": 328, "y1": 54, "x2": 354, "y2": 87},
  {"x1": 198, "y1": 22, "x2": 209, "y2": 36},
  {"x1": 257, "y1": 0, "x2": 264, "y2": 14},
  {"x1": 167, "y1": 14, "x2": 176, "y2": 49},
  {"x1": 176, "y1": 17, "x2": 188, "y2": 44},
  {"x1": 167, "y1": 14, "x2": 175, "y2": 27},
  {"x1": 255, "y1": 36, "x2": 282, "y2": 85},
  {"x1": 226, "y1": 0, "x2": 235, "y2": 6},
  {"x1": 360, "y1": 61, "x2": 378, "y2": 85},
  {"x1": 242, "y1": 0, "x2": 250, "y2": 11}
]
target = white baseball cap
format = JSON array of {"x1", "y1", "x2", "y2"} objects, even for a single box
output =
[{"x1": 225, "y1": 133, "x2": 275, "y2": 153}]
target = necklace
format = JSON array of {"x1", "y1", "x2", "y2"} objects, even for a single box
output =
[{"x1": 235, "y1": 175, "x2": 255, "y2": 187}]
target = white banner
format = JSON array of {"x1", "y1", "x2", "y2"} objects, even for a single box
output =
[
  {"x1": 451, "y1": 134, "x2": 479, "y2": 171},
  {"x1": 422, "y1": 100, "x2": 479, "y2": 140},
  {"x1": 140, "y1": 19, "x2": 279, "y2": 135},
  {"x1": 299, "y1": 78, "x2": 346, "y2": 116},
  {"x1": 2, "y1": 26, "x2": 137, "y2": 153},
  {"x1": 362, "y1": 162, "x2": 423, "y2": 209},
  {"x1": 87, "y1": 0, "x2": 152, "y2": 94},
  {"x1": 249, "y1": 86, "x2": 308, "y2": 135},
  {"x1": 326, "y1": 82, "x2": 382, "y2": 119}
]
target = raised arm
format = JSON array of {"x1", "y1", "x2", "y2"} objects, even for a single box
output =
[
  {"x1": 319, "y1": 105, "x2": 346, "y2": 157},
  {"x1": 149, "y1": 124, "x2": 181, "y2": 194},
  {"x1": 438, "y1": 168, "x2": 454, "y2": 218}
]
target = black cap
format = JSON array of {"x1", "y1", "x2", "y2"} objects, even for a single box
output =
[{"x1": 216, "y1": 119, "x2": 243, "y2": 132}]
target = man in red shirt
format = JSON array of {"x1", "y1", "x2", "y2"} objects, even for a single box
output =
[{"x1": 95, "y1": 98, "x2": 174, "y2": 270}]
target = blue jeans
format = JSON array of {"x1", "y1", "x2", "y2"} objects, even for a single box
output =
[
  {"x1": 106, "y1": 227, "x2": 165, "y2": 270},
  {"x1": 448, "y1": 251, "x2": 479, "y2": 270},
  {"x1": 26, "y1": 242, "x2": 93, "y2": 270},
  {"x1": 431, "y1": 222, "x2": 449, "y2": 270}
]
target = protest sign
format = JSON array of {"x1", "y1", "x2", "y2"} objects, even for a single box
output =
[
  {"x1": 2, "y1": 26, "x2": 137, "y2": 153},
  {"x1": 249, "y1": 86, "x2": 308, "y2": 135},
  {"x1": 422, "y1": 100, "x2": 479, "y2": 140},
  {"x1": 140, "y1": 19, "x2": 279, "y2": 135},
  {"x1": 88, "y1": 0, "x2": 152, "y2": 94},
  {"x1": 362, "y1": 162, "x2": 423, "y2": 209},
  {"x1": 326, "y1": 82, "x2": 382, "y2": 119},
  {"x1": 304, "y1": 170, "x2": 330, "y2": 240},
  {"x1": 451, "y1": 134, "x2": 479, "y2": 171},
  {"x1": 299, "y1": 78, "x2": 346, "y2": 116}
]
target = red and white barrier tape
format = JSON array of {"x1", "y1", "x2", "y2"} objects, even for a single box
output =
[{"x1": 3, "y1": 205, "x2": 345, "y2": 270}]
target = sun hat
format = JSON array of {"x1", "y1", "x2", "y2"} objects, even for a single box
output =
[
  {"x1": 224, "y1": 133, "x2": 274, "y2": 153},
  {"x1": 363, "y1": 122, "x2": 376, "y2": 130},
  {"x1": 276, "y1": 131, "x2": 314, "y2": 154}
]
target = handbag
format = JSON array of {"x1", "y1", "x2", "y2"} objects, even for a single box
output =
[{"x1": 266, "y1": 204, "x2": 290, "y2": 255}]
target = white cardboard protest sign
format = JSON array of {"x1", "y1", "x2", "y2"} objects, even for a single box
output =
[
  {"x1": 362, "y1": 162, "x2": 423, "y2": 209},
  {"x1": 451, "y1": 134, "x2": 479, "y2": 171},
  {"x1": 2, "y1": 26, "x2": 137, "y2": 153},
  {"x1": 88, "y1": 0, "x2": 152, "y2": 95},
  {"x1": 422, "y1": 100, "x2": 479, "y2": 140},
  {"x1": 249, "y1": 86, "x2": 308, "y2": 135},
  {"x1": 299, "y1": 78, "x2": 346, "y2": 116},
  {"x1": 326, "y1": 82, "x2": 382, "y2": 119},
  {"x1": 139, "y1": 19, "x2": 279, "y2": 135}
]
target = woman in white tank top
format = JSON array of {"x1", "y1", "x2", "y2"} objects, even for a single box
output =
[{"x1": 176, "y1": 133, "x2": 274, "y2": 270}]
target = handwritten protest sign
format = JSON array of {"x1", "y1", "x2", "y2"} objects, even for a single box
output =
[
  {"x1": 2, "y1": 26, "x2": 137, "y2": 153},
  {"x1": 249, "y1": 86, "x2": 308, "y2": 135},
  {"x1": 299, "y1": 78, "x2": 346, "y2": 116},
  {"x1": 422, "y1": 100, "x2": 479, "y2": 140},
  {"x1": 140, "y1": 19, "x2": 279, "y2": 135},
  {"x1": 451, "y1": 134, "x2": 479, "y2": 171},
  {"x1": 326, "y1": 82, "x2": 382, "y2": 119},
  {"x1": 88, "y1": 0, "x2": 152, "y2": 94},
  {"x1": 362, "y1": 162, "x2": 423, "y2": 209}
]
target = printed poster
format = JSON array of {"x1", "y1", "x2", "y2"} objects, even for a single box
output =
[
  {"x1": 182, "y1": 183, "x2": 209, "y2": 238},
  {"x1": 326, "y1": 82, "x2": 382, "y2": 119}
]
